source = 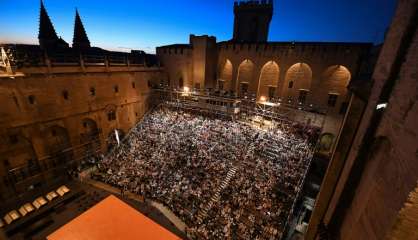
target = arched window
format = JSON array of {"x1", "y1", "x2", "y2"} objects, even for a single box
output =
[
  {"x1": 237, "y1": 59, "x2": 254, "y2": 96},
  {"x1": 320, "y1": 65, "x2": 351, "y2": 108},
  {"x1": 284, "y1": 63, "x2": 312, "y2": 100},
  {"x1": 258, "y1": 61, "x2": 279, "y2": 100},
  {"x1": 219, "y1": 59, "x2": 233, "y2": 90}
]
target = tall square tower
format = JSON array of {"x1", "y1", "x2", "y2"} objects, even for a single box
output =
[{"x1": 233, "y1": 0, "x2": 273, "y2": 42}]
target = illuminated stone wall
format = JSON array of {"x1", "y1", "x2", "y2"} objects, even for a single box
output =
[
  {"x1": 0, "y1": 64, "x2": 163, "y2": 195},
  {"x1": 157, "y1": 35, "x2": 217, "y2": 90},
  {"x1": 157, "y1": 39, "x2": 371, "y2": 146},
  {"x1": 217, "y1": 42, "x2": 367, "y2": 113},
  {"x1": 306, "y1": 0, "x2": 418, "y2": 239}
]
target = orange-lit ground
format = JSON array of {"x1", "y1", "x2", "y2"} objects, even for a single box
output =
[{"x1": 47, "y1": 195, "x2": 181, "y2": 240}]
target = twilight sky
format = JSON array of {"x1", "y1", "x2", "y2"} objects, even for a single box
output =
[{"x1": 0, "y1": 0, "x2": 397, "y2": 53}]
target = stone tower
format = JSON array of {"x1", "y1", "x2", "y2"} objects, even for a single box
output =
[
  {"x1": 72, "y1": 9, "x2": 91, "y2": 50},
  {"x1": 38, "y1": 0, "x2": 68, "y2": 49},
  {"x1": 233, "y1": 0, "x2": 273, "y2": 42},
  {"x1": 38, "y1": 0, "x2": 59, "y2": 49}
]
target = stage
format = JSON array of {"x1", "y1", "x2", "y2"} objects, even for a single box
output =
[{"x1": 47, "y1": 195, "x2": 181, "y2": 240}]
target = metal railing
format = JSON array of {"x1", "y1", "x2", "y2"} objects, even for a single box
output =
[{"x1": 0, "y1": 138, "x2": 102, "y2": 199}]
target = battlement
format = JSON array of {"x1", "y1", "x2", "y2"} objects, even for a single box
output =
[
  {"x1": 190, "y1": 34, "x2": 217, "y2": 42},
  {"x1": 233, "y1": 0, "x2": 273, "y2": 42},
  {"x1": 217, "y1": 41, "x2": 372, "y2": 58},
  {"x1": 0, "y1": 44, "x2": 159, "y2": 69},
  {"x1": 234, "y1": 0, "x2": 273, "y2": 9},
  {"x1": 156, "y1": 44, "x2": 192, "y2": 56}
]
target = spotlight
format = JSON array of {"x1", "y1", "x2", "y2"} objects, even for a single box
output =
[
  {"x1": 183, "y1": 86, "x2": 190, "y2": 93},
  {"x1": 376, "y1": 103, "x2": 387, "y2": 110},
  {"x1": 260, "y1": 96, "x2": 267, "y2": 102}
]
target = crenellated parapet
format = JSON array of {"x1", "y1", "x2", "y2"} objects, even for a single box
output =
[
  {"x1": 156, "y1": 44, "x2": 192, "y2": 56},
  {"x1": 0, "y1": 44, "x2": 159, "y2": 71},
  {"x1": 217, "y1": 41, "x2": 372, "y2": 60},
  {"x1": 234, "y1": 0, "x2": 273, "y2": 9},
  {"x1": 156, "y1": 35, "x2": 217, "y2": 56}
]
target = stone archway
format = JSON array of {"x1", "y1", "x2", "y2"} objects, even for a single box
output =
[
  {"x1": 237, "y1": 59, "x2": 254, "y2": 96},
  {"x1": 258, "y1": 61, "x2": 280, "y2": 101},
  {"x1": 81, "y1": 118, "x2": 101, "y2": 158},
  {"x1": 284, "y1": 63, "x2": 313, "y2": 104},
  {"x1": 1, "y1": 133, "x2": 38, "y2": 192},
  {"x1": 81, "y1": 119, "x2": 99, "y2": 142},
  {"x1": 219, "y1": 59, "x2": 233, "y2": 91},
  {"x1": 46, "y1": 126, "x2": 71, "y2": 154},
  {"x1": 45, "y1": 125, "x2": 73, "y2": 166},
  {"x1": 320, "y1": 65, "x2": 351, "y2": 108}
]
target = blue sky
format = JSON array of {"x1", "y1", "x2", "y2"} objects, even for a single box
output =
[{"x1": 0, "y1": 0, "x2": 397, "y2": 53}]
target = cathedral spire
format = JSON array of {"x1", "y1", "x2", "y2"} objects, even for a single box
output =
[
  {"x1": 72, "y1": 9, "x2": 91, "y2": 50},
  {"x1": 38, "y1": 0, "x2": 59, "y2": 49}
]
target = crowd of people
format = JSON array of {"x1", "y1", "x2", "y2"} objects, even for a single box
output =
[{"x1": 95, "y1": 105, "x2": 318, "y2": 239}]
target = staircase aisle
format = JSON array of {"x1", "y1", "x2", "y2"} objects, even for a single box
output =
[{"x1": 195, "y1": 165, "x2": 238, "y2": 224}]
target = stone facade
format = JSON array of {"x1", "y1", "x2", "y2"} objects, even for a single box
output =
[
  {"x1": 0, "y1": 50, "x2": 162, "y2": 198},
  {"x1": 306, "y1": 0, "x2": 418, "y2": 239},
  {"x1": 0, "y1": 2, "x2": 163, "y2": 200},
  {"x1": 156, "y1": 1, "x2": 372, "y2": 144}
]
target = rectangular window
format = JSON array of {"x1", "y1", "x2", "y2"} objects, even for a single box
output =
[
  {"x1": 268, "y1": 87, "x2": 276, "y2": 100},
  {"x1": 298, "y1": 90, "x2": 308, "y2": 104},
  {"x1": 328, "y1": 94, "x2": 338, "y2": 107},
  {"x1": 62, "y1": 90, "x2": 69, "y2": 100},
  {"x1": 108, "y1": 111, "x2": 116, "y2": 121},
  {"x1": 90, "y1": 87, "x2": 96, "y2": 96},
  {"x1": 218, "y1": 81, "x2": 224, "y2": 91},
  {"x1": 114, "y1": 85, "x2": 119, "y2": 93},
  {"x1": 240, "y1": 83, "x2": 249, "y2": 95},
  {"x1": 194, "y1": 83, "x2": 201, "y2": 90},
  {"x1": 132, "y1": 82, "x2": 136, "y2": 89},
  {"x1": 28, "y1": 95, "x2": 36, "y2": 104}
]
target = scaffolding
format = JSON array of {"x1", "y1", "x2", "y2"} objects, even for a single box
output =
[{"x1": 152, "y1": 88, "x2": 328, "y2": 128}]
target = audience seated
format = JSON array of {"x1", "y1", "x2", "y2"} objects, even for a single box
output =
[{"x1": 96, "y1": 105, "x2": 317, "y2": 239}]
